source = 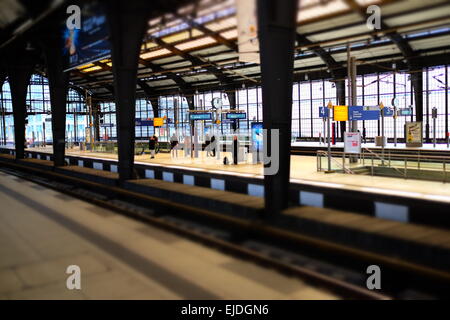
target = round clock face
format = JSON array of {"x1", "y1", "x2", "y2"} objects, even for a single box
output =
[
  {"x1": 211, "y1": 98, "x2": 223, "y2": 109},
  {"x1": 391, "y1": 97, "x2": 399, "y2": 107}
]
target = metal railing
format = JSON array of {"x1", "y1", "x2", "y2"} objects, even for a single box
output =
[
  {"x1": 317, "y1": 150, "x2": 356, "y2": 174},
  {"x1": 317, "y1": 149, "x2": 450, "y2": 182}
]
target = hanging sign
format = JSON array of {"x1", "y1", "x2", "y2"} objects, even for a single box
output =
[
  {"x1": 237, "y1": 0, "x2": 259, "y2": 64},
  {"x1": 189, "y1": 113, "x2": 212, "y2": 121},
  {"x1": 225, "y1": 112, "x2": 246, "y2": 120}
]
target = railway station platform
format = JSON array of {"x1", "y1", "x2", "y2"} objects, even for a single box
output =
[{"x1": 0, "y1": 170, "x2": 338, "y2": 300}]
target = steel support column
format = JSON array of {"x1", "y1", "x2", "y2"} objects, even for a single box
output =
[
  {"x1": 7, "y1": 49, "x2": 35, "y2": 160},
  {"x1": 149, "y1": 97, "x2": 160, "y2": 118},
  {"x1": 336, "y1": 79, "x2": 346, "y2": 140},
  {"x1": 106, "y1": 0, "x2": 151, "y2": 181},
  {"x1": 43, "y1": 36, "x2": 69, "y2": 166},
  {"x1": 185, "y1": 94, "x2": 195, "y2": 137},
  {"x1": 0, "y1": 71, "x2": 6, "y2": 146},
  {"x1": 228, "y1": 90, "x2": 237, "y2": 131},
  {"x1": 257, "y1": 0, "x2": 298, "y2": 215},
  {"x1": 411, "y1": 68, "x2": 423, "y2": 124}
]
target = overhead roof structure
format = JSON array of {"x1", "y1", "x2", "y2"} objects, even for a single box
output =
[{"x1": 1, "y1": 0, "x2": 450, "y2": 100}]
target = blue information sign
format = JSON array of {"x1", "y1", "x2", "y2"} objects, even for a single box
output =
[
  {"x1": 135, "y1": 118, "x2": 154, "y2": 126},
  {"x1": 319, "y1": 107, "x2": 329, "y2": 118},
  {"x1": 189, "y1": 113, "x2": 212, "y2": 120},
  {"x1": 382, "y1": 107, "x2": 394, "y2": 117},
  {"x1": 398, "y1": 108, "x2": 413, "y2": 116},
  {"x1": 225, "y1": 112, "x2": 246, "y2": 120},
  {"x1": 348, "y1": 106, "x2": 380, "y2": 120}
]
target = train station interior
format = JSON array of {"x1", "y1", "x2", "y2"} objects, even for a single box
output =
[{"x1": 0, "y1": 0, "x2": 450, "y2": 301}]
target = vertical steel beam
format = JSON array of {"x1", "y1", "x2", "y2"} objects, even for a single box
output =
[
  {"x1": 43, "y1": 35, "x2": 69, "y2": 166},
  {"x1": 7, "y1": 48, "x2": 35, "y2": 160},
  {"x1": 228, "y1": 90, "x2": 237, "y2": 131},
  {"x1": 0, "y1": 72, "x2": 6, "y2": 146},
  {"x1": 257, "y1": 0, "x2": 298, "y2": 215},
  {"x1": 446, "y1": 65, "x2": 448, "y2": 139},
  {"x1": 411, "y1": 68, "x2": 423, "y2": 124},
  {"x1": 149, "y1": 97, "x2": 160, "y2": 118},
  {"x1": 336, "y1": 79, "x2": 346, "y2": 140},
  {"x1": 106, "y1": 0, "x2": 151, "y2": 181}
]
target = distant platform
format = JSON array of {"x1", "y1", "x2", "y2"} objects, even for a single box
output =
[
  {"x1": 3, "y1": 146, "x2": 450, "y2": 228},
  {"x1": 9, "y1": 146, "x2": 450, "y2": 203}
]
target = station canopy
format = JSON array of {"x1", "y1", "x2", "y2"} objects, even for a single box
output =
[{"x1": 2, "y1": 0, "x2": 450, "y2": 100}]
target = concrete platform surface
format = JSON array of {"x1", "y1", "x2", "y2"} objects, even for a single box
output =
[{"x1": 0, "y1": 171, "x2": 338, "y2": 300}]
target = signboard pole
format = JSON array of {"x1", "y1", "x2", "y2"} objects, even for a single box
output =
[
  {"x1": 432, "y1": 107, "x2": 437, "y2": 148},
  {"x1": 327, "y1": 101, "x2": 332, "y2": 171},
  {"x1": 393, "y1": 106, "x2": 397, "y2": 147},
  {"x1": 322, "y1": 118, "x2": 325, "y2": 145},
  {"x1": 433, "y1": 116, "x2": 436, "y2": 148},
  {"x1": 380, "y1": 102, "x2": 385, "y2": 166},
  {"x1": 348, "y1": 53, "x2": 358, "y2": 163}
]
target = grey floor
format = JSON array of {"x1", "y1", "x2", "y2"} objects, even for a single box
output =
[{"x1": 0, "y1": 170, "x2": 338, "y2": 300}]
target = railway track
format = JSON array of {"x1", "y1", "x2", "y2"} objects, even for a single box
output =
[{"x1": 1, "y1": 159, "x2": 449, "y2": 299}]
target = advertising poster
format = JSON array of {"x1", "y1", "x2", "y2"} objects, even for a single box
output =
[
  {"x1": 62, "y1": 2, "x2": 111, "y2": 71},
  {"x1": 85, "y1": 127, "x2": 92, "y2": 144},
  {"x1": 251, "y1": 122, "x2": 263, "y2": 151},
  {"x1": 405, "y1": 122, "x2": 423, "y2": 147},
  {"x1": 344, "y1": 132, "x2": 361, "y2": 154}
]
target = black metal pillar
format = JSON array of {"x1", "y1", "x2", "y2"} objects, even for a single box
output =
[
  {"x1": 93, "y1": 103, "x2": 101, "y2": 141},
  {"x1": 185, "y1": 94, "x2": 195, "y2": 136},
  {"x1": 336, "y1": 79, "x2": 346, "y2": 140},
  {"x1": 228, "y1": 90, "x2": 237, "y2": 131},
  {"x1": 7, "y1": 49, "x2": 35, "y2": 160},
  {"x1": 0, "y1": 71, "x2": 6, "y2": 146},
  {"x1": 149, "y1": 97, "x2": 159, "y2": 118},
  {"x1": 106, "y1": 0, "x2": 151, "y2": 181},
  {"x1": 257, "y1": 0, "x2": 298, "y2": 215},
  {"x1": 43, "y1": 35, "x2": 69, "y2": 166},
  {"x1": 411, "y1": 68, "x2": 423, "y2": 123}
]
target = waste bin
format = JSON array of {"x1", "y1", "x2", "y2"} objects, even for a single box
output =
[{"x1": 375, "y1": 136, "x2": 386, "y2": 147}]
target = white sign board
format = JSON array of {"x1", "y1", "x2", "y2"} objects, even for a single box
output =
[
  {"x1": 344, "y1": 131, "x2": 361, "y2": 154},
  {"x1": 237, "y1": 0, "x2": 259, "y2": 64}
]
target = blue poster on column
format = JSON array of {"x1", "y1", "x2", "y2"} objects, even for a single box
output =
[
  {"x1": 62, "y1": 1, "x2": 111, "y2": 71},
  {"x1": 251, "y1": 122, "x2": 263, "y2": 151}
]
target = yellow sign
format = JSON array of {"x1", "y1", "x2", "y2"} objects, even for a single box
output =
[
  {"x1": 333, "y1": 105, "x2": 348, "y2": 121},
  {"x1": 153, "y1": 117, "x2": 164, "y2": 127}
]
